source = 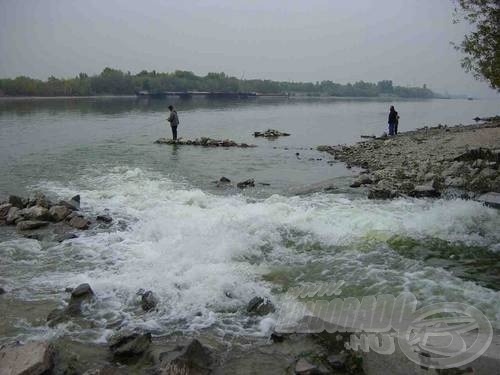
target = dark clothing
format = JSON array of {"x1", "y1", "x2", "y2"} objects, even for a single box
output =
[
  {"x1": 167, "y1": 109, "x2": 179, "y2": 140},
  {"x1": 167, "y1": 110, "x2": 179, "y2": 126},
  {"x1": 388, "y1": 109, "x2": 399, "y2": 136}
]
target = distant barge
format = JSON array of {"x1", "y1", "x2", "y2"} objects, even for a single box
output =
[{"x1": 135, "y1": 91, "x2": 289, "y2": 99}]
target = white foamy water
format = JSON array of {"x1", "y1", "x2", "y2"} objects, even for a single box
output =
[{"x1": 2, "y1": 166, "x2": 500, "y2": 342}]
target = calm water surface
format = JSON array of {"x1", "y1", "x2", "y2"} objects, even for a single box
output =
[{"x1": 0, "y1": 97, "x2": 499, "y2": 343}]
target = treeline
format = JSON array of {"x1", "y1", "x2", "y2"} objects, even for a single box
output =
[{"x1": 0, "y1": 68, "x2": 436, "y2": 98}]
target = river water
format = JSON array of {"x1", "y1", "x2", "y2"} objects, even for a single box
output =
[{"x1": 0, "y1": 96, "x2": 499, "y2": 345}]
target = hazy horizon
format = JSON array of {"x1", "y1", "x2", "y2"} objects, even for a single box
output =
[{"x1": 1, "y1": 0, "x2": 499, "y2": 98}]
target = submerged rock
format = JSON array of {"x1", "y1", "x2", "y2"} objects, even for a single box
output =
[
  {"x1": 408, "y1": 185, "x2": 441, "y2": 198},
  {"x1": 254, "y1": 129, "x2": 291, "y2": 137},
  {"x1": 237, "y1": 179, "x2": 255, "y2": 189},
  {"x1": 96, "y1": 214, "x2": 113, "y2": 223},
  {"x1": 47, "y1": 283, "x2": 95, "y2": 326},
  {"x1": 247, "y1": 296, "x2": 275, "y2": 315},
  {"x1": 367, "y1": 188, "x2": 399, "y2": 200},
  {"x1": 0, "y1": 341, "x2": 54, "y2": 375},
  {"x1": 0, "y1": 287, "x2": 5, "y2": 295}
]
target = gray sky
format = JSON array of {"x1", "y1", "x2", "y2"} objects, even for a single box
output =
[{"x1": 0, "y1": 0, "x2": 498, "y2": 97}]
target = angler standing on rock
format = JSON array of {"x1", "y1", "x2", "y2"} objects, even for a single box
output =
[
  {"x1": 388, "y1": 105, "x2": 399, "y2": 136},
  {"x1": 167, "y1": 105, "x2": 180, "y2": 141}
]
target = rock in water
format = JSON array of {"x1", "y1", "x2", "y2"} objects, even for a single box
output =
[
  {"x1": 477, "y1": 192, "x2": 500, "y2": 209},
  {"x1": 59, "y1": 195, "x2": 80, "y2": 211},
  {"x1": 16, "y1": 220, "x2": 49, "y2": 231},
  {"x1": 237, "y1": 179, "x2": 255, "y2": 189},
  {"x1": 0, "y1": 203, "x2": 12, "y2": 219},
  {"x1": 8, "y1": 195, "x2": 24, "y2": 209},
  {"x1": 68, "y1": 216, "x2": 90, "y2": 230},
  {"x1": 246, "y1": 296, "x2": 275, "y2": 315},
  {"x1": 71, "y1": 283, "x2": 95, "y2": 300},
  {"x1": 141, "y1": 290, "x2": 157, "y2": 312},
  {"x1": 0, "y1": 287, "x2": 5, "y2": 295},
  {"x1": 408, "y1": 185, "x2": 441, "y2": 198},
  {"x1": 0, "y1": 341, "x2": 54, "y2": 375},
  {"x1": 96, "y1": 214, "x2": 113, "y2": 223},
  {"x1": 49, "y1": 205, "x2": 72, "y2": 222},
  {"x1": 5, "y1": 207, "x2": 21, "y2": 225},
  {"x1": 254, "y1": 129, "x2": 291, "y2": 137},
  {"x1": 109, "y1": 332, "x2": 152, "y2": 359},
  {"x1": 294, "y1": 358, "x2": 319, "y2": 374},
  {"x1": 161, "y1": 339, "x2": 214, "y2": 375},
  {"x1": 18, "y1": 206, "x2": 53, "y2": 221}
]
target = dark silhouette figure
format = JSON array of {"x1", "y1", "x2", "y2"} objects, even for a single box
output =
[
  {"x1": 388, "y1": 106, "x2": 399, "y2": 136},
  {"x1": 167, "y1": 105, "x2": 180, "y2": 140}
]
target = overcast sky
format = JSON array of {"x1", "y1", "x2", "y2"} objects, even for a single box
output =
[{"x1": 0, "y1": 0, "x2": 497, "y2": 97}]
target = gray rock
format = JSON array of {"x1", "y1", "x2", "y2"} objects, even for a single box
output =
[
  {"x1": 219, "y1": 176, "x2": 231, "y2": 183},
  {"x1": 469, "y1": 175, "x2": 492, "y2": 193},
  {"x1": 445, "y1": 177, "x2": 466, "y2": 187},
  {"x1": 368, "y1": 188, "x2": 399, "y2": 200},
  {"x1": 59, "y1": 195, "x2": 80, "y2": 211},
  {"x1": 34, "y1": 192, "x2": 50, "y2": 208},
  {"x1": 237, "y1": 179, "x2": 255, "y2": 189},
  {"x1": 68, "y1": 216, "x2": 90, "y2": 230},
  {"x1": 18, "y1": 206, "x2": 52, "y2": 221},
  {"x1": 5, "y1": 207, "x2": 20, "y2": 225},
  {"x1": 71, "y1": 283, "x2": 95, "y2": 300},
  {"x1": 141, "y1": 290, "x2": 157, "y2": 312},
  {"x1": 479, "y1": 167, "x2": 497, "y2": 179},
  {"x1": 8, "y1": 195, "x2": 24, "y2": 209},
  {"x1": 55, "y1": 232, "x2": 78, "y2": 243},
  {"x1": 16, "y1": 220, "x2": 50, "y2": 231},
  {"x1": 477, "y1": 192, "x2": 500, "y2": 209},
  {"x1": 0, "y1": 341, "x2": 54, "y2": 375},
  {"x1": 408, "y1": 185, "x2": 441, "y2": 198},
  {"x1": 160, "y1": 339, "x2": 213, "y2": 375},
  {"x1": 96, "y1": 214, "x2": 113, "y2": 223},
  {"x1": 0, "y1": 287, "x2": 5, "y2": 295},
  {"x1": 295, "y1": 358, "x2": 320, "y2": 374},
  {"x1": 48, "y1": 205, "x2": 71, "y2": 222},
  {"x1": 0, "y1": 203, "x2": 12, "y2": 219},
  {"x1": 109, "y1": 332, "x2": 152, "y2": 359},
  {"x1": 247, "y1": 296, "x2": 275, "y2": 315}
]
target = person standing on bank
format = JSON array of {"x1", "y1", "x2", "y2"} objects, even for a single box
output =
[
  {"x1": 388, "y1": 105, "x2": 399, "y2": 136},
  {"x1": 167, "y1": 105, "x2": 180, "y2": 141}
]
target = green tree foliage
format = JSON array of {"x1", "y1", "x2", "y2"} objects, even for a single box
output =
[
  {"x1": 0, "y1": 68, "x2": 436, "y2": 98},
  {"x1": 454, "y1": 0, "x2": 500, "y2": 90}
]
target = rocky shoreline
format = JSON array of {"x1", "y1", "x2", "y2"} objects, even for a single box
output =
[
  {"x1": 155, "y1": 137, "x2": 256, "y2": 147},
  {"x1": 318, "y1": 121, "x2": 500, "y2": 203}
]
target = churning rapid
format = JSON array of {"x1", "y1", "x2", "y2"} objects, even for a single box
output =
[
  {"x1": 1, "y1": 97, "x2": 500, "y2": 346},
  {"x1": 2, "y1": 165, "x2": 500, "y2": 344}
]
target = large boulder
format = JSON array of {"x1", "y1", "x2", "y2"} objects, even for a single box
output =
[
  {"x1": 48, "y1": 205, "x2": 72, "y2": 222},
  {"x1": 16, "y1": 220, "x2": 49, "y2": 231},
  {"x1": 0, "y1": 341, "x2": 54, "y2": 375}
]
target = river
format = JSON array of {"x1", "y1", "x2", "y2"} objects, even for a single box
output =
[{"x1": 0, "y1": 96, "x2": 499, "y2": 345}]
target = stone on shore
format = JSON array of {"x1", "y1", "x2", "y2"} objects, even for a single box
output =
[
  {"x1": 0, "y1": 341, "x2": 54, "y2": 375},
  {"x1": 16, "y1": 220, "x2": 50, "y2": 231}
]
